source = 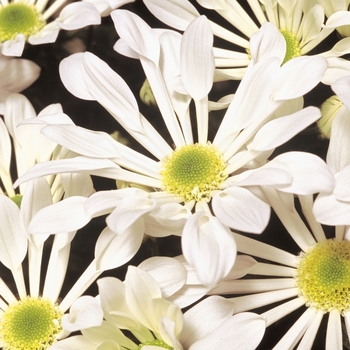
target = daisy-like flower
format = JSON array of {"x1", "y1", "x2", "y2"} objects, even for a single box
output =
[
  {"x1": 0, "y1": 0, "x2": 101, "y2": 57},
  {"x1": 209, "y1": 188, "x2": 350, "y2": 349},
  {"x1": 14, "y1": 15, "x2": 333, "y2": 287},
  {"x1": 314, "y1": 75, "x2": 350, "y2": 227},
  {"x1": 51, "y1": 266, "x2": 265, "y2": 350},
  {"x1": 142, "y1": 0, "x2": 350, "y2": 81},
  {"x1": 0, "y1": 56, "x2": 40, "y2": 113},
  {"x1": 205, "y1": 113, "x2": 350, "y2": 348}
]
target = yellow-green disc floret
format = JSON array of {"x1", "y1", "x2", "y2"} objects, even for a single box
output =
[
  {"x1": 296, "y1": 239, "x2": 350, "y2": 314},
  {"x1": 280, "y1": 29, "x2": 301, "y2": 64},
  {"x1": 161, "y1": 143, "x2": 227, "y2": 202},
  {"x1": 0, "y1": 296, "x2": 62, "y2": 350},
  {"x1": 0, "y1": 2, "x2": 45, "y2": 42}
]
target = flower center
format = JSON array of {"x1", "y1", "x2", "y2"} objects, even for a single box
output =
[
  {"x1": 0, "y1": 296, "x2": 62, "y2": 350},
  {"x1": 10, "y1": 194, "x2": 23, "y2": 208},
  {"x1": 0, "y1": 2, "x2": 45, "y2": 42},
  {"x1": 296, "y1": 239, "x2": 350, "y2": 314},
  {"x1": 280, "y1": 29, "x2": 301, "y2": 64},
  {"x1": 161, "y1": 143, "x2": 227, "y2": 202},
  {"x1": 138, "y1": 339, "x2": 173, "y2": 349}
]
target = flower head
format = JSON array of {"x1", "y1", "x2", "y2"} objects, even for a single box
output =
[
  {"x1": 15, "y1": 15, "x2": 333, "y2": 287},
  {"x1": 142, "y1": 0, "x2": 350, "y2": 81},
  {"x1": 0, "y1": 0, "x2": 101, "y2": 56}
]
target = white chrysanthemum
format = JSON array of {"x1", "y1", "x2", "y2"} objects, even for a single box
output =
[
  {"x1": 209, "y1": 188, "x2": 350, "y2": 349},
  {"x1": 15, "y1": 15, "x2": 334, "y2": 288},
  {"x1": 0, "y1": 0, "x2": 101, "y2": 56},
  {"x1": 50, "y1": 267, "x2": 265, "y2": 350},
  {"x1": 142, "y1": 0, "x2": 350, "y2": 82}
]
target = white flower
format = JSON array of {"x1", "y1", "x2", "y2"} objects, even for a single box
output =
[
  {"x1": 142, "y1": 0, "x2": 350, "y2": 82},
  {"x1": 313, "y1": 75, "x2": 350, "y2": 226},
  {"x1": 15, "y1": 15, "x2": 333, "y2": 288},
  {"x1": 0, "y1": 57, "x2": 40, "y2": 112},
  {"x1": 0, "y1": 0, "x2": 101, "y2": 56},
  {"x1": 51, "y1": 266, "x2": 265, "y2": 350},
  {"x1": 84, "y1": 0, "x2": 135, "y2": 17},
  {"x1": 209, "y1": 188, "x2": 350, "y2": 349},
  {"x1": 0, "y1": 177, "x2": 94, "y2": 349}
]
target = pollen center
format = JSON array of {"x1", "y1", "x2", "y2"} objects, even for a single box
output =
[
  {"x1": 280, "y1": 29, "x2": 301, "y2": 64},
  {"x1": 161, "y1": 143, "x2": 227, "y2": 202},
  {"x1": 0, "y1": 296, "x2": 62, "y2": 350},
  {"x1": 0, "y1": 2, "x2": 45, "y2": 42},
  {"x1": 296, "y1": 239, "x2": 350, "y2": 314}
]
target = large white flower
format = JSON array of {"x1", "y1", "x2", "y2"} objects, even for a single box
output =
[
  {"x1": 51, "y1": 266, "x2": 265, "y2": 350},
  {"x1": 313, "y1": 75, "x2": 350, "y2": 226},
  {"x1": 15, "y1": 15, "x2": 334, "y2": 287},
  {"x1": 0, "y1": 0, "x2": 101, "y2": 56},
  {"x1": 209, "y1": 188, "x2": 350, "y2": 349},
  {"x1": 142, "y1": 0, "x2": 350, "y2": 82}
]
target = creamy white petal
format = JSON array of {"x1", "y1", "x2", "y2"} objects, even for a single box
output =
[
  {"x1": 138, "y1": 257, "x2": 187, "y2": 299},
  {"x1": 62, "y1": 296, "x2": 103, "y2": 332},
  {"x1": 189, "y1": 312, "x2": 265, "y2": 350},
  {"x1": 50, "y1": 336, "x2": 96, "y2": 350},
  {"x1": 212, "y1": 187, "x2": 270, "y2": 233},
  {"x1": 2, "y1": 34, "x2": 26, "y2": 57},
  {"x1": 180, "y1": 295, "x2": 234, "y2": 348},
  {"x1": 28, "y1": 196, "x2": 91, "y2": 234},
  {"x1": 271, "y1": 152, "x2": 335, "y2": 195},
  {"x1": 182, "y1": 212, "x2": 236, "y2": 287},
  {"x1": 56, "y1": 2, "x2": 101, "y2": 30},
  {"x1": 95, "y1": 226, "x2": 143, "y2": 271}
]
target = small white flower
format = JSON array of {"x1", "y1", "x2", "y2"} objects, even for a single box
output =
[{"x1": 0, "y1": 0, "x2": 101, "y2": 56}]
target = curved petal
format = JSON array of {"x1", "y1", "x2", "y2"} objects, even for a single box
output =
[
  {"x1": 212, "y1": 187, "x2": 270, "y2": 233},
  {"x1": 182, "y1": 212, "x2": 237, "y2": 288}
]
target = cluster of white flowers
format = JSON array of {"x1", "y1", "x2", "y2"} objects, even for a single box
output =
[{"x1": 0, "y1": 0, "x2": 350, "y2": 349}]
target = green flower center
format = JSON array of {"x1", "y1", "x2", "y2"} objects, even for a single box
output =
[
  {"x1": 280, "y1": 29, "x2": 301, "y2": 64},
  {"x1": 296, "y1": 239, "x2": 350, "y2": 314},
  {"x1": 138, "y1": 339, "x2": 173, "y2": 349},
  {"x1": 0, "y1": 296, "x2": 62, "y2": 350},
  {"x1": 10, "y1": 194, "x2": 23, "y2": 208},
  {"x1": 161, "y1": 143, "x2": 227, "y2": 202},
  {"x1": 0, "y1": 2, "x2": 45, "y2": 42}
]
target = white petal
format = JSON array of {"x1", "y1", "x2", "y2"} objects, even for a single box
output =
[
  {"x1": 180, "y1": 15, "x2": 214, "y2": 100},
  {"x1": 313, "y1": 192, "x2": 350, "y2": 225},
  {"x1": 28, "y1": 196, "x2": 91, "y2": 234},
  {"x1": 0, "y1": 195, "x2": 27, "y2": 269},
  {"x1": 138, "y1": 257, "x2": 187, "y2": 298},
  {"x1": 182, "y1": 212, "x2": 237, "y2": 287},
  {"x1": 2, "y1": 34, "x2": 25, "y2": 57},
  {"x1": 212, "y1": 187, "x2": 271, "y2": 233},
  {"x1": 180, "y1": 295, "x2": 234, "y2": 347},
  {"x1": 59, "y1": 53, "x2": 95, "y2": 100},
  {"x1": 57, "y1": 2, "x2": 101, "y2": 30},
  {"x1": 331, "y1": 74, "x2": 350, "y2": 112},
  {"x1": 95, "y1": 227, "x2": 143, "y2": 271},
  {"x1": 28, "y1": 22, "x2": 60, "y2": 45},
  {"x1": 143, "y1": 0, "x2": 199, "y2": 31},
  {"x1": 272, "y1": 56, "x2": 328, "y2": 101},
  {"x1": 271, "y1": 152, "x2": 335, "y2": 194},
  {"x1": 62, "y1": 296, "x2": 103, "y2": 332},
  {"x1": 326, "y1": 310, "x2": 342, "y2": 350},
  {"x1": 111, "y1": 9, "x2": 159, "y2": 63},
  {"x1": 50, "y1": 336, "x2": 96, "y2": 349},
  {"x1": 250, "y1": 22, "x2": 285, "y2": 65},
  {"x1": 248, "y1": 107, "x2": 321, "y2": 151},
  {"x1": 189, "y1": 312, "x2": 265, "y2": 350}
]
